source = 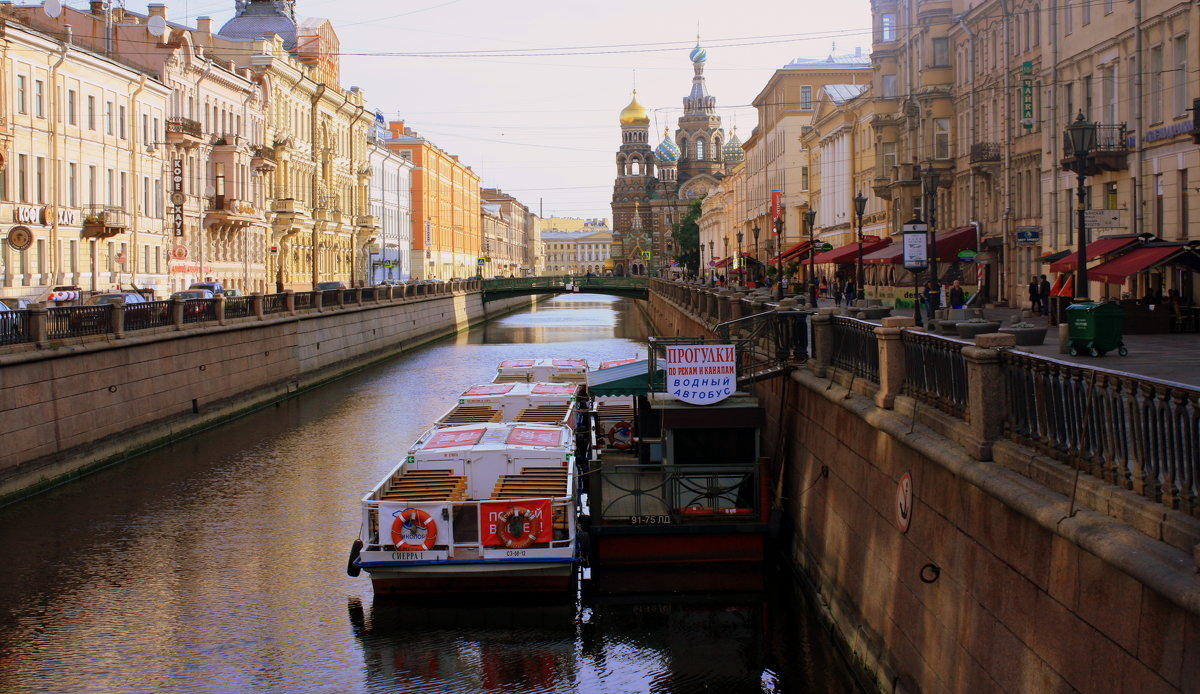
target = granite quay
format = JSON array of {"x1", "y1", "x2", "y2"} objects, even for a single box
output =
[{"x1": 650, "y1": 278, "x2": 1200, "y2": 694}]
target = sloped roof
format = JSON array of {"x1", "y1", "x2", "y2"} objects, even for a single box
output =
[{"x1": 825, "y1": 84, "x2": 868, "y2": 104}]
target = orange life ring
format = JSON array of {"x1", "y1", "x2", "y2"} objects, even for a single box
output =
[
  {"x1": 391, "y1": 508, "x2": 438, "y2": 551},
  {"x1": 494, "y1": 506, "x2": 543, "y2": 549},
  {"x1": 608, "y1": 421, "x2": 633, "y2": 450}
]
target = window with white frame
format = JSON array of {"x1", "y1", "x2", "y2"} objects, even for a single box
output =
[
  {"x1": 1149, "y1": 45, "x2": 1163, "y2": 123},
  {"x1": 932, "y1": 38, "x2": 949, "y2": 67},
  {"x1": 933, "y1": 120, "x2": 951, "y2": 160},
  {"x1": 34, "y1": 80, "x2": 44, "y2": 118},
  {"x1": 1102, "y1": 64, "x2": 1117, "y2": 124},
  {"x1": 800, "y1": 85, "x2": 813, "y2": 110},
  {"x1": 1173, "y1": 35, "x2": 1188, "y2": 116},
  {"x1": 16, "y1": 75, "x2": 26, "y2": 114},
  {"x1": 882, "y1": 74, "x2": 897, "y2": 98},
  {"x1": 881, "y1": 13, "x2": 896, "y2": 41}
]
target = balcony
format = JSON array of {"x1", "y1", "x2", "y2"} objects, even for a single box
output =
[
  {"x1": 81, "y1": 206, "x2": 129, "y2": 239},
  {"x1": 1060, "y1": 123, "x2": 1131, "y2": 174},
  {"x1": 970, "y1": 142, "x2": 1002, "y2": 176},
  {"x1": 251, "y1": 146, "x2": 277, "y2": 174},
  {"x1": 165, "y1": 117, "x2": 204, "y2": 147},
  {"x1": 872, "y1": 176, "x2": 894, "y2": 200},
  {"x1": 271, "y1": 198, "x2": 307, "y2": 216},
  {"x1": 206, "y1": 196, "x2": 260, "y2": 225},
  {"x1": 355, "y1": 215, "x2": 380, "y2": 230}
]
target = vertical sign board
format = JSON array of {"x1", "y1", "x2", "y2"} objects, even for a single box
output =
[
  {"x1": 1021, "y1": 61, "x2": 1034, "y2": 130},
  {"x1": 172, "y1": 159, "x2": 185, "y2": 237},
  {"x1": 770, "y1": 190, "x2": 783, "y2": 231},
  {"x1": 901, "y1": 220, "x2": 929, "y2": 271},
  {"x1": 665, "y1": 344, "x2": 736, "y2": 405}
]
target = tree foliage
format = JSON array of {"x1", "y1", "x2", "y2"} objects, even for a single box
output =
[{"x1": 673, "y1": 196, "x2": 704, "y2": 275}]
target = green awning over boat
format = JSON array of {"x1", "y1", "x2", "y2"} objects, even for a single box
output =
[{"x1": 587, "y1": 359, "x2": 662, "y2": 397}]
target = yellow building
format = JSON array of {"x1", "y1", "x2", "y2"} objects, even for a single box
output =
[
  {"x1": 0, "y1": 12, "x2": 172, "y2": 301},
  {"x1": 386, "y1": 121, "x2": 481, "y2": 280}
]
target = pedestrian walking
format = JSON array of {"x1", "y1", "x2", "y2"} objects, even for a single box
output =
[
  {"x1": 1039, "y1": 275, "x2": 1052, "y2": 316},
  {"x1": 949, "y1": 280, "x2": 966, "y2": 309},
  {"x1": 921, "y1": 278, "x2": 939, "y2": 322},
  {"x1": 1029, "y1": 276, "x2": 1042, "y2": 315}
]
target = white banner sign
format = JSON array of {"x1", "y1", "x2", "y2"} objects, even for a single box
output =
[{"x1": 666, "y1": 344, "x2": 736, "y2": 405}]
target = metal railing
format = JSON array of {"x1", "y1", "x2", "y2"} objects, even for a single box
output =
[
  {"x1": 341, "y1": 289, "x2": 358, "y2": 305},
  {"x1": 182, "y1": 299, "x2": 217, "y2": 324},
  {"x1": 902, "y1": 329, "x2": 969, "y2": 416},
  {"x1": 598, "y1": 463, "x2": 761, "y2": 522},
  {"x1": 1002, "y1": 351, "x2": 1198, "y2": 513},
  {"x1": 293, "y1": 292, "x2": 317, "y2": 310},
  {"x1": 716, "y1": 310, "x2": 810, "y2": 375},
  {"x1": 124, "y1": 301, "x2": 172, "y2": 331},
  {"x1": 322, "y1": 289, "x2": 341, "y2": 306},
  {"x1": 263, "y1": 294, "x2": 287, "y2": 314},
  {"x1": 0, "y1": 310, "x2": 30, "y2": 345},
  {"x1": 361, "y1": 287, "x2": 377, "y2": 302},
  {"x1": 224, "y1": 297, "x2": 252, "y2": 320},
  {"x1": 47, "y1": 305, "x2": 112, "y2": 339},
  {"x1": 831, "y1": 316, "x2": 880, "y2": 383}
]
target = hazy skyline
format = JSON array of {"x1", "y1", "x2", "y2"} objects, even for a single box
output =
[{"x1": 79, "y1": 0, "x2": 872, "y2": 220}]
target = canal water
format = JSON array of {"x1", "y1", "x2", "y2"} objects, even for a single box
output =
[{"x1": 0, "y1": 295, "x2": 863, "y2": 694}]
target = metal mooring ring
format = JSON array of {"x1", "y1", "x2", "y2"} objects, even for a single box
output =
[{"x1": 919, "y1": 563, "x2": 941, "y2": 584}]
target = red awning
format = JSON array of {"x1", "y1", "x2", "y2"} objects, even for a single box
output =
[
  {"x1": 804, "y1": 238, "x2": 892, "y2": 265},
  {"x1": 713, "y1": 256, "x2": 733, "y2": 268},
  {"x1": 862, "y1": 226, "x2": 978, "y2": 264},
  {"x1": 863, "y1": 243, "x2": 903, "y2": 264},
  {"x1": 1049, "y1": 236, "x2": 1139, "y2": 273},
  {"x1": 770, "y1": 241, "x2": 812, "y2": 263},
  {"x1": 1088, "y1": 245, "x2": 1187, "y2": 284}
]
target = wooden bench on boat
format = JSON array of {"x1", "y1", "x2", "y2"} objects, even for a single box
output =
[
  {"x1": 492, "y1": 373, "x2": 531, "y2": 383},
  {"x1": 438, "y1": 405, "x2": 503, "y2": 425},
  {"x1": 596, "y1": 403, "x2": 635, "y2": 421},
  {"x1": 514, "y1": 405, "x2": 572, "y2": 424},
  {"x1": 491, "y1": 466, "x2": 569, "y2": 499},
  {"x1": 383, "y1": 469, "x2": 468, "y2": 501}
]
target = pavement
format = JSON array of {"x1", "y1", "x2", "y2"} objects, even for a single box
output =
[{"x1": 813, "y1": 298, "x2": 1200, "y2": 388}]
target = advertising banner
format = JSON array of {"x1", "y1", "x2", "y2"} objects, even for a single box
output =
[
  {"x1": 481, "y1": 500, "x2": 552, "y2": 547},
  {"x1": 771, "y1": 191, "x2": 783, "y2": 227},
  {"x1": 665, "y1": 344, "x2": 736, "y2": 405}
]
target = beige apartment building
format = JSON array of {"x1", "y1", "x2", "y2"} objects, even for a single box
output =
[
  {"x1": 0, "y1": 12, "x2": 171, "y2": 301},
  {"x1": 481, "y1": 188, "x2": 534, "y2": 277},
  {"x1": 12, "y1": 2, "x2": 273, "y2": 295},
  {"x1": 541, "y1": 221, "x2": 613, "y2": 276}
]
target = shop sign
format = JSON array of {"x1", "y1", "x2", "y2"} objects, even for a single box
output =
[
  {"x1": 1021, "y1": 62, "x2": 1034, "y2": 130},
  {"x1": 666, "y1": 344, "x2": 736, "y2": 405},
  {"x1": 902, "y1": 220, "x2": 929, "y2": 271},
  {"x1": 957, "y1": 249, "x2": 978, "y2": 262},
  {"x1": 771, "y1": 190, "x2": 783, "y2": 226},
  {"x1": 6, "y1": 225, "x2": 33, "y2": 251},
  {"x1": 172, "y1": 205, "x2": 184, "y2": 237},
  {"x1": 1015, "y1": 229, "x2": 1041, "y2": 244}
]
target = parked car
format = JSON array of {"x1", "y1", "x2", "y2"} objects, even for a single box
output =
[
  {"x1": 0, "y1": 297, "x2": 32, "y2": 310},
  {"x1": 170, "y1": 290, "x2": 214, "y2": 301},
  {"x1": 316, "y1": 281, "x2": 347, "y2": 291},
  {"x1": 69, "y1": 292, "x2": 146, "y2": 331},
  {"x1": 189, "y1": 281, "x2": 224, "y2": 295},
  {"x1": 224, "y1": 289, "x2": 242, "y2": 297},
  {"x1": 170, "y1": 289, "x2": 215, "y2": 320}
]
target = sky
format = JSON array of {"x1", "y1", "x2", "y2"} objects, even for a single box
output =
[{"x1": 76, "y1": 0, "x2": 873, "y2": 221}]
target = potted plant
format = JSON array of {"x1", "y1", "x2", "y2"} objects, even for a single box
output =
[
  {"x1": 999, "y1": 320, "x2": 1048, "y2": 346},
  {"x1": 956, "y1": 317, "x2": 1002, "y2": 339}
]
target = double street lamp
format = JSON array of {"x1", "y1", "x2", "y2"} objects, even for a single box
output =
[
  {"x1": 853, "y1": 192, "x2": 868, "y2": 301},
  {"x1": 1067, "y1": 111, "x2": 1097, "y2": 301},
  {"x1": 735, "y1": 230, "x2": 744, "y2": 286},
  {"x1": 751, "y1": 225, "x2": 761, "y2": 287},
  {"x1": 774, "y1": 215, "x2": 785, "y2": 301},
  {"x1": 921, "y1": 164, "x2": 941, "y2": 296},
  {"x1": 805, "y1": 207, "x2": 817, "y2": 306},
  {"x1": 708, "y1": 240, "x2": 715, "y2": 283}
]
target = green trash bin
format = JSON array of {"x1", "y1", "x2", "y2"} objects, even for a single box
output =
[{"x1": 1065, "y1": 302, "x2": 1127, "y2": 357}]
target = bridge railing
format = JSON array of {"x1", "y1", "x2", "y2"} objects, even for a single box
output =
[{"x1": 481, "y1": 276, "x2": 649, "y2": 296}]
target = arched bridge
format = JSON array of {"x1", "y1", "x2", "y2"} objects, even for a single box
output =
[{"x1": 481, "y1": 276, "x2": 649, "y2": 301}]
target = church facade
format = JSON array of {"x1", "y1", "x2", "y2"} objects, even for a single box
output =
[{"x1": 609, "y1": 43, "x2": 743, "y2": 277}]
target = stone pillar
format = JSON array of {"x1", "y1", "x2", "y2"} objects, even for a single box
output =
[
  {"x1": 354, "y1": 287, "x2": 364, "y2": 305},
  {"x1": 810, "y1": 307, "x2": 840, "y2": 376},
  {"x1": 285, "y1": 290, "x2": 295, "y2": 314},
  {"x1": 874, "y1": 316, "x2": 915, "y2": 409},
  {"x1": 718, "y1": 291, "x2": 738, "y2": 324},
  {"x1": 29, "y1": 305, "x2": 48, "y2": 347},
  {"x1": 252, "y1": 293, "x2": 264, "y2": 320},
  {"x1": 337, "y1": 289, "x2": 347, "y2": 309},
  {"x1": 171, "y1": 297, "x2": 185, "y2": 329},
  {"x1": 111, "y1": 301, "x2": 125, "y2": 338},
  {"x1": 215, "y1": 295, "x2": 226, "y2": 325},
  {"x1": 962, "y1": 332, "x2": 1016, "y2": 461},
  {"x1": 313, "y1": 290, "x2": 324, "y2": 312}
]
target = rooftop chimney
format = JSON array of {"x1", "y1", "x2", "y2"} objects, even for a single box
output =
[
  {"x1": 196, "y1": 16, "x2": 211, "y2": 35},
  {"x1": 89, "y1": 0, "x2": 104, "y2": 15},
  {"x1": 147, "y1": 4, "x2": 166, "y2": 19}
]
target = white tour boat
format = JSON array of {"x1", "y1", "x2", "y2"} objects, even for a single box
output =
[
  {"x1": 435, "y1": 382, "x2": 581, "y2": 428},
  {"x1": 493, "y1": 359, "x2": 588, "y2": 384},
  {"x1": 350, "y1": 421, "x2": 578, "y2": 594}
]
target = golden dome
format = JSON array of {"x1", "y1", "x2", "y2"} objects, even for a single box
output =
[{"x1": 620, "y1": 90, "x2": 650, "y2": 126}]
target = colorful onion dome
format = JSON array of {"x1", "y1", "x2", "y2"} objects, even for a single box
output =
[
  {"x1": 690, "y1": 44, "x2": 707, "y2": 63},
  {"x1": 722, "y1": 129, "x2": 745, "y2": 162},
  {"x1": 654, "y1": 128, "x2": 680, "y2": 164},
  {"x1": 620, "y1": 90, "x2": 650, "y2": 126}
]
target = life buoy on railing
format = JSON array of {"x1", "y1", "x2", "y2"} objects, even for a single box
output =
[
  {"x1": 608, "y1": 421, "x2": 633, "y2": 450},
  {"x1": 391, "y1": 508, "x2": 438, "y2": 551},
  {"x1": 495, "y1": 506, "x2": 543, "y2": 549}
]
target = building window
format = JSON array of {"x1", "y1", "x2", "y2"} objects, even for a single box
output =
[
  {"x1": 1104, "y1": 181, "x2": 1118, "y2": 209},
  {"x1": 68, "y1": 163, "x2": 77, "y2": 207},
  {"x1": 800, "y1": 85, "x2": 813, "y2": 110},
  {"x1": 881, "y1": 13, "x2": 896, "y2": 41},
  {"x1": 1179, "y1": 169, "x2": 1189, "y2": 239},
  {"x1": 1083, "y1": 75, "x2": 1093, "y2": 120},
  {"x1": 1064, "y1": 0, "x2": 1072, "y2": 34},
  {"x1": 1105, "y1": 0, "x2": 1113, "y2": 12},
  {"x1": 34, "y1": 80, "x2": 44, "y2": 118},
  {"x1": 1173, "y1": 36, "x2": 1188, "y2": 116},
  {"x1": 88, "y1": 166, "x2": 96, "y2": 206},
  {"x1": 119, "y1": 105, "x2": 127, "y2": 139},
  {"x1": 695, "y1": 139, "x2": 705, "y2": 160},
  {"x1": 933, "y1": 119, "x2": 951, "y2": 160},
  {"x1": 87, "y1": 95, "x2": 96, "y2": 130},
  {"x1": 1082, "y1": 0, "x2": 1091, "y2": 25},
  {"x1": 882, "y1": 74, "x2": 897, "y2": 98},
  {"x1": 801, "y1": 166, "x2": 810, "y2": 191},
  {"x1": 932, "y1": 38, "x2": 950, "y2": 67},
  {"x1": 106, "y1": 101, "x2": 113, "y2": 135},
  {"x1": 67, "y1": 89, "x2": 77, "y2": 125},
  {"x1": 1102, "y1": 65, "x2": 1117, "y2": 124},
  {"x1": 17, "y1": 154, "x2": 27, "y2": 203},
  {"x1": 35, "y1": 157, "x2": 44, "y2": 203},
  {"x1": 881, "y1": 142, "x2": 897, "y2": 176},
  {"x1": 16, "y1": 75, "x2": 26, "y2": 114}
]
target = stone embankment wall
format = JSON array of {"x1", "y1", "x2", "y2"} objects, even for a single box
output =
[
  {"x1": 0, "y1": 290, "x2": 537, "y2": 504},
  {"x1": 649, "y1": 284, "x2": 1200, "y2": 694}
]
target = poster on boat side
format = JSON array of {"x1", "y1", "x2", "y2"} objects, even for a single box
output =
[
  {"x1": 481, "y1": 500, "x2": 553, "y2": 547},
  {"x1": 665, "y1": 344, "x2": 736, "y2": 405}
]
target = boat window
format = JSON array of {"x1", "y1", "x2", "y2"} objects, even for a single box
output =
[{"x1": 452, "y1": 504, "x2": 479, "y2": 543}]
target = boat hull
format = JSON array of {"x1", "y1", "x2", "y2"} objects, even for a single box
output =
[{"x1": 363, "y1": 559, "x2": 576, "y2": 595}]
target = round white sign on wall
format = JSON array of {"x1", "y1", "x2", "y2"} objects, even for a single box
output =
[{"x1": 896, "y1": 471, "x2": 913, "y2": 533}]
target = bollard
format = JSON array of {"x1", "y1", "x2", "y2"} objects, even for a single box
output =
[
  {"x1": 29, "y1": 305, "x2": 49, "y2": 347},
  {"x1": 285, "y1": 290, "x2": 296, "y2": 315},
  {"x1": 962, "y1": 332, "x2": 1017, "y2": 461},
  {"x1": 874, "y1": 316, "x2": 915, "y2": 409},
  {"x1": 215, "y1": 295, "x2": 226, "y2": 325},
  {"x1": 171, "y1": 297, "x2": 185, "y2": 329},
  {"x1": 252, "y1": 292, "x2": 264, "y2": 320}
]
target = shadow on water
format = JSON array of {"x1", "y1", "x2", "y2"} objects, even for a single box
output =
[{"x1": 0, "y1": 294, "x2": 862, "y2": 694}]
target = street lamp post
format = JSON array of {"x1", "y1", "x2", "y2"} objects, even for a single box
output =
[
  {"x1": 774, "y1": 216, "x2": 785, "y2": 301},
  {"x1": 735, "y1": 230, "x2": 744, "y2": 287},
  {"x1": 752, "y1": 225, "x2": 761, "y2": 288},
  {"x1": 853, "y1": 192, "x2": 867, "y2": 305},
  {"x1": 922, "y1": 164, "x2": 941, "y2": 304},
  {"x1": 708, "y1": 240, "x2": 715, "y2": 284},
  {"x1": 805, "y1": 208, "x2": 817, "y2": 306},
  {"x1": 1067, "y1": 111, "x2": 1097, "y2": 301}
]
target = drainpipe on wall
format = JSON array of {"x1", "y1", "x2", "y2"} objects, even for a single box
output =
[
  {"x1": 1133, "y1": 0, "x2": 1144, "y2": 237},
  {"x1": 43, "y1": 40, "x2": 68, "y2": 301},
  {"x1": 1049, "y1": 0, "x2": 1060, "y2": 251},
  {"x1": 1000, "y1": 0, "x2": 1013, "y2": 305},
  {"x1": 129, "y1": 75, "x2": 146, "y2": 288}
]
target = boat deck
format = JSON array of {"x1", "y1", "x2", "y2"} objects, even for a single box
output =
[
  {"x1": 381, "y1": 469, "x2": 468, "y2": 502},
  {"x1": 438, "y1": 405, "x2": 504, "y2": 425},
  {"x1": 514, "y1": 405, "x2": 573, "y2": 424},
  {"x1": 492, "y1": 466, "x2": 569, "y2": 499}
]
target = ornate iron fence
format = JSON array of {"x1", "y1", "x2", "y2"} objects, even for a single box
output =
[
  {"x1": 294, "y1": 292, "x2": 317, "y2": 310},
  {"x1": 224, "y1": 297, "x2": 252, "y2": 320},
  {"x1": 831, "y1": 316, "x2": 880, "y2": 383},
  {"x1": 263, "y1": 294, "x2": 287, "y2": 314},
  {"x1": 361, "y1": 287, "x2": 377, "y2": 302},
  {"x1": 47, "y1": 305, "x2": 112, "y2": 339},
  {"x1": 323, "y1": 289, "x2": 341, "y2": 306},
  {"x1": 124, "y1": 301, "x2": 173, "y2": 331},
  {"x1": 182, "y1": 299, "x2": 217, "y2": 324},
  {"x1": 901, "y1": 329, "x2": 968, "y2": 416},
  {"x1": 716, "y1": 310, "x2": 810, "y2": 367},
  {"x1": 597, "y1": 463, "x2": 761, "y2": 522},
  {"x1": 0, "y1": 310, "x2": 31, "y2": 345},
  {"x1": 341, "y1": 289, "x2": 357, "y2": 304},
  {"x1": 1002, "y1": 351, "x2": 1198, "y2": 514}
]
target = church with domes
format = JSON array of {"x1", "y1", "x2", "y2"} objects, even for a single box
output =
[{"x1": 609, "y1": 42, "x2": 743, "y2": 276}]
